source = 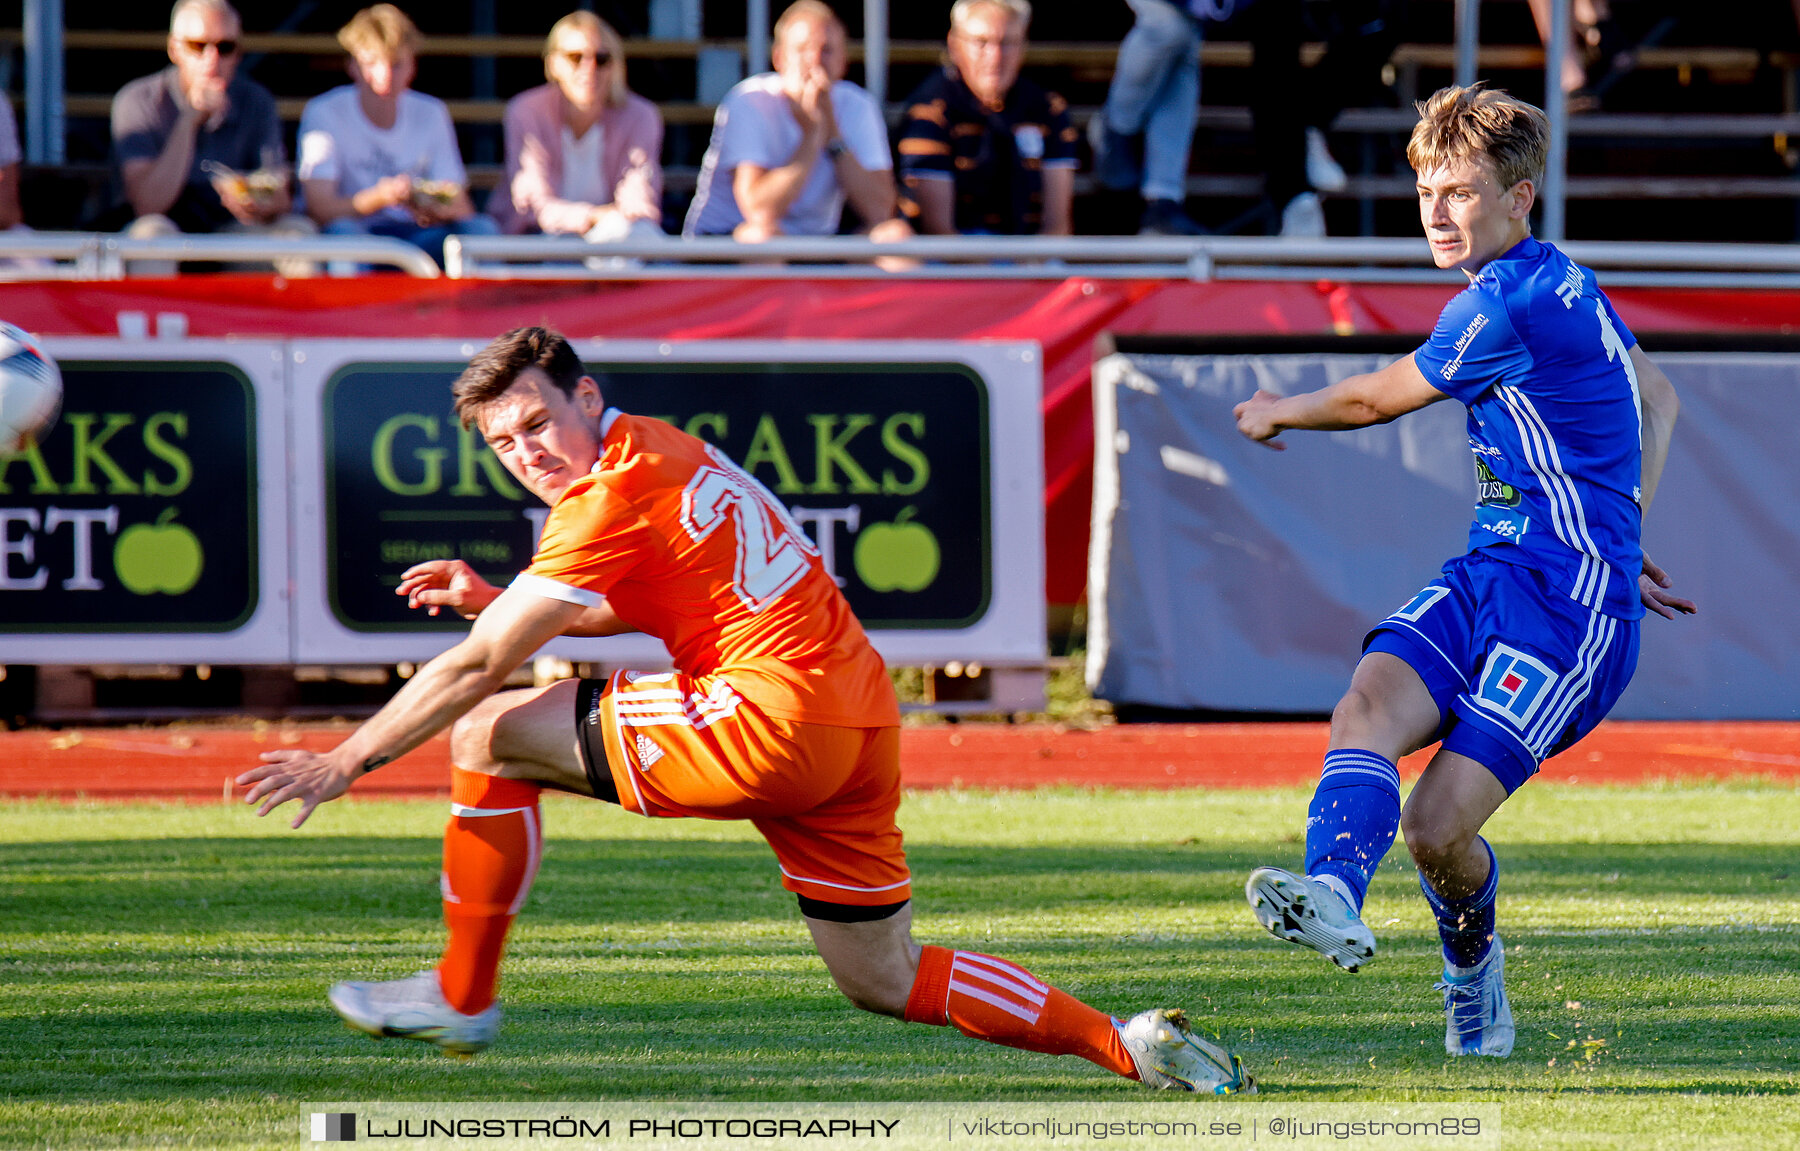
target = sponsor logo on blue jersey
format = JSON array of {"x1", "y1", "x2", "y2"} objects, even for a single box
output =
[
  {"x1": 1476, "y1": 458, "x2": 1521, "y2": 507},
  {"x1": 1477, "y1": 644, "x2": 1559, "y2": 727},
  {"x1": 1475, "y1": 504, "x2": 1530, "y2": 542},
  {"x1": 1439, "y1": 313, "x2": 1490, "y2": 380},
  {"x1": 1392, "y1": 585, "x2": 1450, "y2": 622}
]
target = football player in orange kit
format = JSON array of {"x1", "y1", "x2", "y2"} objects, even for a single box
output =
[{"x1": 238, "y1": 326, "x2": 1252, "y2": 1093}]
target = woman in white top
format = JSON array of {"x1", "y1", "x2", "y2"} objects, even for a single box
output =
[{"x1": 495, "y1": 12, "x2": 664, "y2": 240}]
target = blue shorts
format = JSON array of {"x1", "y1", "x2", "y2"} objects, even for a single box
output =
[{"x1": 1364, "y1": 551, "x2": 1640, "y2": 794}]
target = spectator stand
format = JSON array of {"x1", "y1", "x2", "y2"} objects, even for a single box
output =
[{"x1": 7, "y1": 1, "x2": 1800, "y2": 242}]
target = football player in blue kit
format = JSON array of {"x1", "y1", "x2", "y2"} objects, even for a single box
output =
[{"x1": 1232, "y1": 84, "x2": 1695, "y2": 1057}]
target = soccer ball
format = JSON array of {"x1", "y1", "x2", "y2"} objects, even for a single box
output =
[{"x1": 0, "y1": 322, "x2": 61, "y2": 454}]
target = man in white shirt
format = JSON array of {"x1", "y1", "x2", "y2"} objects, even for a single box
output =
[
  {"x1": 298, "y1": 4, "x2": 497, "y2": 268},
  {"x1": 684, "y1": 0, "x2": 910, "y2": 244}
]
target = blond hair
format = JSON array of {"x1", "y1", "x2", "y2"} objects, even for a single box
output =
[
  {"x1": 543, "y1": 10, "x2": 629, "y2": 108},
  {"x1": 1407, "y1": 84, "x2": 1548, "y2": 192},
  {"x1": 337, "y1": 4, "x2": 421, "y2": 61}
]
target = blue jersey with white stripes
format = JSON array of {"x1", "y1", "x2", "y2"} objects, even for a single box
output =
[{"x1": 1412, "y1": 236, "x2": 1645, "y2": 620}]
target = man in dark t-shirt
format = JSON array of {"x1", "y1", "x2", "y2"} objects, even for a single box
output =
[
  {"x1": 111, "y1": 0, "x2": 304, "y2": 241},
  {"x1": 896, "y1": 0, "x2": 1078, "y2": 235}
]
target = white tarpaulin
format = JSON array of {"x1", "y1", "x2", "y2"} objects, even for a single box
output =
[{"x1": 1088, "y1": 346, "x2": 1799, "y2": 720}]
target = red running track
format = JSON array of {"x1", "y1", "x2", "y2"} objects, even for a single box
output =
[{"x1": 3, "y1": 721, "x2": 1797, "y2": 802}]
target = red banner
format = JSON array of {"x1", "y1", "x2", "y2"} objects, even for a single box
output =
[{"x1": 0, "y1": 275, "x2": 1786, "y2": 603}]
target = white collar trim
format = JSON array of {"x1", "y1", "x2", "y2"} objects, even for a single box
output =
[{"x1": 592, "y1": 407, "x2": 623, "y2": 473}]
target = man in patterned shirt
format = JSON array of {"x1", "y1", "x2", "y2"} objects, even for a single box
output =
[
  {"x1": 896, "y1": 0, "x2": 1079, "y2": 235},
  {"x1": 239, "y1": 326, "x2": 1253, "y2": 1094}
]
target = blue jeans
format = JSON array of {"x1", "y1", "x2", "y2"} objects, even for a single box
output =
[
  {"x1": 1104, "y1": 0, "x2": 1201, "y2": 203},
  {"x1": 324, "y1": 212, "x2": 501, "y2": 270}
]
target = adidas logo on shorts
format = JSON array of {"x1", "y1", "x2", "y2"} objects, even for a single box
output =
[{"x1": 634, "y1": 732, "x2": 665, "y2": 770}]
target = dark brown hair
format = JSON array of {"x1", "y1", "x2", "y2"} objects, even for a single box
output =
[{"x1": 451, "y1": 326, "x2": 587, "y2": 427}]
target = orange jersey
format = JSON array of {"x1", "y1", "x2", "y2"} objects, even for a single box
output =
[{"x1": 515, "y1": 410, "x2": 899, "y2": 728}]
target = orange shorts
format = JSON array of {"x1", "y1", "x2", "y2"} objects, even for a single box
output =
[{"x1": 576, "y1": 671, "x2": 911, "y2": 908}]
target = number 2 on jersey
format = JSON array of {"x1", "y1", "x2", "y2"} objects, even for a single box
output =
[{"x1": 680, "y1": 461, "x2": 814, "y2": 611}]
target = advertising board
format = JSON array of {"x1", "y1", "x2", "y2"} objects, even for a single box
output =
[
  {"x1": 287, "y1": 340, "x2": 1044, "y2": 667},
  {"x1": 0, "y1": 340, "x2": 290, "y2": 663}
]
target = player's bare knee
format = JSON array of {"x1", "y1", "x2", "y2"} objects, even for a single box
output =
[
  {"x1": 1330, "y1": 686, "x2": 1387, "y2": 745},
  {"x1": 449, "y1": 706, "x2": 503, "y2": 775},
  {"x1": 810, "y1": 925, "x2": 917, "y2": 1019},
  {"x1": 1402, "y1": 814, "x2": 1466, "y2": 871},
  {"x1": 831, "y1": 973, "x2": 908, "y2": 1019},
  {"x1": 822, "y1": 949, "x2": 912, "y2": 1018}
]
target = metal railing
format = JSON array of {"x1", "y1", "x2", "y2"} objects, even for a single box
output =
[
  {"x1": 0, "y1": 231, "x2": 104, "y2": 279},
  {"x1": 0, "y1": 233, "x2": 442, "y2": 279},
  {"x1": 5, "y1": 232, "x2": 1800, "y2": 290},
  {"x1": 443, "y1": 233, "x2": 1800, "y2": 290}
]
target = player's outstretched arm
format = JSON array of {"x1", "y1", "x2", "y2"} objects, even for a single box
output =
[
  {"x1": 397, "y1": 559, "x2": 502, "y2": 619},
  {"x1": 237, "y1": 589, "x2": 584, "y2": 827},
  {"x1": 1629, "y1": 346, "x2": 1695, "y2": 619},
  {"x1": 1631, "y1": 346, "x2": 1679, "y2": 515},
  {"x1": 1235, "y1": 353, "x2": 1449, "y2": 448},
  {"x1": 562, "y1": 600, "x2": 639, "y2": 637},
  {"x1": 400, "y1": 559, "x2": 636, "y2": 636}
]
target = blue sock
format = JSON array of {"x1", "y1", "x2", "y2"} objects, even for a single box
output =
[
  {"x1": 1418, "y1": 838, "x2": 1499, "y2": 972},
  {"x1": 1302, "y1": 749, "x2": 1402, "y2": 913}
]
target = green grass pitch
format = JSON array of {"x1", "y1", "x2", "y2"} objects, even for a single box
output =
[{"x1": 2, "y1": 782, "x2": 1796, "y2": 1148}]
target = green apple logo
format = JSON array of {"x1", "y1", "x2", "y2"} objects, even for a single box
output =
[
  {"x1": 853, "y1": 507, "x2": 940, "y2": 593},
  {"x1": 114, "y1": 508, "x2": 205, "y2": 595}
]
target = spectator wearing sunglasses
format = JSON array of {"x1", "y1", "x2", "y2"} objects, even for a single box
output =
[
  {"x1": 895, "y1": 0, "x2": 1077, "y2": 236},
  {"x1": 298, "y1": 4, "x2": 498, "y2": 269},
  {"x1": 492, "y1": 11, "x2": 664, "y2": 242},
  {"x1": 110, "y1": 0, "x2": 311, "y2": 259}
]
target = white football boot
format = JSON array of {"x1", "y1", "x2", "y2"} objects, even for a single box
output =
[
  {"x1": 1436, "y1": 938, "x2": 1514, "y2": 1057},
  {"x1": 328, "y1": 969, "x2": 501, "y2": 1057},
  {"x1": 1121, "y1": 1008, "x2": 1256, "y2": 1094},
  {"x1": 1246, "y1": 867, "x2": 1377, "y2": 972}
]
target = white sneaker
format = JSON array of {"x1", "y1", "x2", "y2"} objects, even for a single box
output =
[
  {"x1": 1279, "y1": 192, "x2": 1327, "y2": 238},
  {"x1": 1306, "y1": 128, "x2": 1348, "y2": 192},
  {"x1": 1246, "y1": 867, "x2": 1377, "y2": 971},
  {"x1": 1121, "y1": 1008, "x2": 1256, "y2": 1094},
  {"x1": 1437, "y1": 938, "x2": 1514, "y2": 1057},
  {"x1": 327, "y1": 969, "x2": 501, "y2": 1057}
]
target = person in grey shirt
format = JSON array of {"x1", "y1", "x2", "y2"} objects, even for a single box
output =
[{"x1": 112, "y1": 0, "x2": 312, "y2": 263}]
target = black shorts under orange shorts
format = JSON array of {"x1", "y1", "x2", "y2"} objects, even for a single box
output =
[{"x1": 574, "y1": 671, "x2": 911, "y2": 909}]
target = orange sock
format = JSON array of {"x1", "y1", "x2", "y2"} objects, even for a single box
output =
[
  {"x1": 436, "y1": 769, "x2": 543, "y2": 1015},
  {"x1": 903, "y1": 945, "x2": 1137, "y2": 1078}
]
